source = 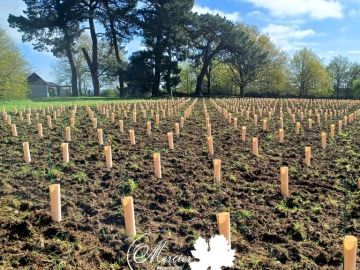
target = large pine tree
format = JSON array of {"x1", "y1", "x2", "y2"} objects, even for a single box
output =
[{"x1": 137, "y1": 0, "x2": 194, "y2": 95}]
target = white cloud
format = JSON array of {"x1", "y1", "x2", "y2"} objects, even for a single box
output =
[
  {"x1": 192, "y1": 4, "x2": 241, "y2": 22},
  {"x1": 348, "y1": 50, "x2": 360, "y2": 54},
  {"x1": 262, "y1": 24, "x2": 316, "y2": 51},
  {"x1": 246, "y1": 0, "x2": 343, "y2": 19},
  {"x1": 247, "y1": 10, "x2": 261, "y2": 17}
]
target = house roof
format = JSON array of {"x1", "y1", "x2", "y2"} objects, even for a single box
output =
[
  {"x1": 27, "y1": 73, "x2": 48, "y2": 85},
  {"x1": 48, "y1": 82, "x2": 59, "y2": 87}
]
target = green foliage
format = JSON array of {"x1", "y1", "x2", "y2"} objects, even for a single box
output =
[
  {"x1": 205, "y1": 60, "x2": 234, "y2": 95},
  {"x1": 8, "y1": 0, "x2": 84, "y2": 96},
  {"x1": 100, "y1": 89, "x2": 118, "y2": 97},
  {"x1": 311, "y1": 205, "x2": 323, "y2": 214},
  {"x1": 177, "y1": 62, "x2": 197, "y2": 94},
  {"x1": 127, "y1": 51, "x2": 154, "y2": 96},
  {"x1": 246, "y1": 33, "x2": 289, "y2": 96},
  {"x1": 121, "y1": 179, "x2": 138, "y2": 195},
  {"x1": 290, "y1": 48, "x2": 333, "y2": 97},
  {"x1": 190, "y1": 13, "x2": 237, "y2": 95},
  {"x1": 7, "y1": 0, "x2": 360, "y2": 99},
  {"x1": 228, "y1": 24, "x2": 271, "y2": 96},
  {"x1": 327, "y1": 55, "x2": 352, "y2": 98},
  {"x1": 240, "y1": 209, "x2": 252, "y2": 219},
  {"x1": 0, "y1": 28, "x2": 28, "y2": 99},
  {"x1": 72, "y1": 172, "x2": 87, "y2": 183},
  {"x1": 137, "y1": 0, "x2": 194, "y2": 95},
  {"x1": 352, "y1": 77, "x2": 360, "y2": 98}
]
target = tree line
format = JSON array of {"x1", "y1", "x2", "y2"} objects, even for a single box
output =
[
  {"x1": 0, "y1": 28, "x2": 28, "y2": 99},
  {"x1": 6, "y1": 0, "x2": 360, "y2": 99}
]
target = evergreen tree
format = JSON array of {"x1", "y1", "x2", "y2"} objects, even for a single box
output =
[
  {"x1": 138, "y1": 0, "x2": 194, "y2": 95},
  {"x1": 189, "y1": 14, "x2": 236, "y2": 95},
  {"x1": 227, "y1": 24, "x2": 270, "y2": 97},
  {"x1": 99, "y1": 0, "x2": 137, "y2": 96}
]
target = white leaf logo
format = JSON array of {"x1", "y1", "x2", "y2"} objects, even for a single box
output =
[{"x1": 189, "y1": 235, "x2": 236, "y2": 270}]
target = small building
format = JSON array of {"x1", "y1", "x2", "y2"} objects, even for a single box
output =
[{"x1": 27, "y1": 73, "x2": 70, "y2": 98}]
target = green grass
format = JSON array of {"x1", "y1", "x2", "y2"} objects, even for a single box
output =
[
  {"x1": 0, "y1": 97, "x2": 155, "y2": 110},
  {"x1": 120, "y1": 179, "x2": 138, "y2": 195},
  {"x1": 72, "y1": 172, "x2": 88, "y2": 183},
  {"x1": 177, "y1": 207, "x2": 197, "y2": 215}
]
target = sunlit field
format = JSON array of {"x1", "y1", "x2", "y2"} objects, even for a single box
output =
[{"x1": 0, "y1": 97, "x2": 359, "y2": 269}]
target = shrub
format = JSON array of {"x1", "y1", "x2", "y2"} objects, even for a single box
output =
[{"x1": 100, "y1": 89, "x2": 118, "y2": 97}]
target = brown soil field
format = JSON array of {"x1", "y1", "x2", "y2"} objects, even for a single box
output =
[{"x1": 0, "y1": 98, "x2": 359, "y2": 270}]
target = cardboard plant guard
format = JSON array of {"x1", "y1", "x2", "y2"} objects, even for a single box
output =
[
  {"x1": 132, "y1": 111, "x2": 136, "y2": 123},
  {"x1": 330, "y1": 124, "x2": 335, "y2": 140},
  {"x1": 343, "y1": 235, "x2": 357, "y2": 270},
  {"x1": 38, "y1": 123, "x2": 43, "y2": 138},
  {"x1": 180, "y1": 116, "x2": 185, "y2": 128},
  {"x1": 97, "y1": 129, "x2": 104, "y2": 145},
  {"x1": 207, "y1": 124, "x2": 212, "y2": 137},
  {"x1": 279, "y1": 128, "x2": 284, "y2": 143},
  {"x1": 65, "y1": 127, "x2": 71, "y2": 142},
  {"x1": 153, "y1": 153, "x2": 162, "y2": 178},
  {"x1": 262, "y1": 119, "x2": 267, "y2": 131},
  {"x1": 129, "y1": 129, "x2": 136, "y2": 145},
  {"x1": 155, "y1": 114, "x2": 160, "y2": 127},
  {"x1": 321, "y1": 132, "x2": 327, "y2": 149},
  {"x1": 49, "y1": 184, "x2": 61, "y2": 222},
  {"x1": 252, "y1": 137, "x2": 259, "y2": 156},
  {"x1": 146, "y1": 121, "x2": 151, "y2": 136},
  {"x1": 217, "y1": 212, "x2": 231, "y2": 246},
  {"x1": 122, "y1": 196, "x2": 136, "y2": 236},
  {"x1": 241, "y1": 126, "x2": 247, "y2": 142},
  {"x1": 23, "y1": 142, "x2": 31, "y2": 163},
  {"x1": 213, "y1": 159, "x2": 221, "y2": 182},
  {"x1": 11, "y1": 124, "x2": 17, "y2": 137},
  {"x1": 70, "y1": 117, "x2": 75, "y2": 128},
  {"x1": 167, "y1": 132, "x2": 174, "y2": 150},
  {"x1": 47, "y1": 116, "x2": 52, "y2": 128},
  {"x1": 61, "y1": 143, "x2": 69, "y2": 163},
  {"x1": 305, "y1": 146, "x2": 311, "y2": 166},
  {"x1": 175, "y1": 123, "x2": 180, "y2": 136},
  {"x1": 119, "y1": 120, "x2": 124, "y2": 133},
  {"x1": 280, "y1": 166, "x2": 289, "y2": 197},
  {"x1": 338, "y1": 120, "x2": 343, "y2": 133},
  {"x1": 104, "y1": 145, "x2": 113, "y2": 169},
  {"x1": 295, "y1": 122, "x2": 300, "y2": 135},
  {"x1": 207, "y1": 136, "x2": 214, "y2": 156},
  {"x1": 26, "y1": 113, "x2": 31, "y2": 125}
]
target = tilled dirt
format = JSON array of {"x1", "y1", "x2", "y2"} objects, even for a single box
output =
[{"x1": 0, "y1": 99, "x2": 359, "y2": 270}]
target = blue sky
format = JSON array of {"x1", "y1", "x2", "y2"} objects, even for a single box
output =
[{"x1": 1, "y1": 0, "x2": 360, "y2": 82}]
